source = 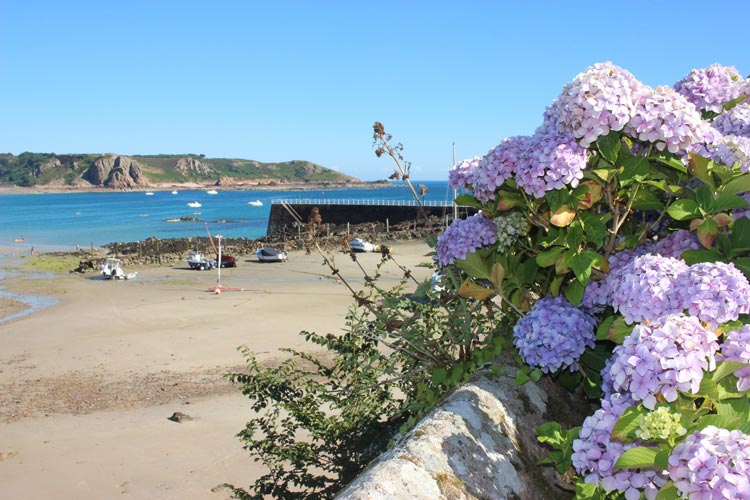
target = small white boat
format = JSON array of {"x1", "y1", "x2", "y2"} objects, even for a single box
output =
[
  {"x1": 100, "y1": 258, "x2": 137, "y2": 280},
  {"x1": 256, "y1": 247, "x2": 288, "y2": 262},
  {"x1": 248, "y1": 200, "x2": 263, "y2": 206},
  {"x1": 349, "y1": 238, "x2": 376, "y2": 253},
  {"x1": 171, "y1": 190, "x2": 178, "y2": 195},
  {"x1": 145, "y1": 192, "x2": 154, "y2": 196},
  {"x1": 187, "y1": 201, "x2": 202, "y2": 208},
  {"x1": 206, "y1": 189, "x2": 218, "y2": 195},
  {"x1": 186, "y1": 251, "x2": 213, "y2": 270}
]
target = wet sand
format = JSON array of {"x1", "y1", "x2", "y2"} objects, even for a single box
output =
[{"x1": 0, "y1": 240, "x2": 433, "y2": 499}]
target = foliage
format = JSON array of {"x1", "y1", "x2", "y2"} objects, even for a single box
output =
[{"x1": 440, "y1": 61, "x2": 750, "y2": 499}]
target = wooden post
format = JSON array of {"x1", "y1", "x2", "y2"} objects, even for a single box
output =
[
  {"x1": 326, "y1": 223, "x2": 330, "y2": 237},
  {"x1": 347, "y1": 222, "x2": 350, "y2": 236},
  {"x1": 386, "y1": 218, "x2": 389, "y2": 234}
]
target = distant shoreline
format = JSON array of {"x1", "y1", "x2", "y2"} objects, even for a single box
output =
[{"x1": 0, "y1": 180, "x2": 395, "y2": 195}]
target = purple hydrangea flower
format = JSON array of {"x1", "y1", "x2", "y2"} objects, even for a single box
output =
[
  {"x1": 718, "y1": 325, "x2": 750, "y2": 391},
  {"x1": 676, "y1": 261, "x2": 750, "y2": 328},
  {"x1": 673, "y1": 63, "x2": 746, "y2": 114},
  {"x1": 581, "y1": 247, "x2": 649, "y2": 311},
  {"x1": 448, "y1": 156, "x2": 481, "y2": 191},
  {"x1": 606, "y1": 315, "x2": 719, "y2": 409},
  {"x1": 625, "y1": 85, "x2": 717, "y2": 157},
  {"x1": 513, "y1": 129, "x2": 590, "y2": 199},
  {"x1": 436, "y1": 213, "x2": 497, "y2": 266},
  {"x1": 610, "y1": 254, "x2": 689, "y2": 324},
  {"x1": 512, "y1": 295, "x2": 596, "y2": 373},
  {"x1": 668, "y1": 426, "x2": 750, "y2": 499},
  {"x1": 648, "y1": 229, "x2": 700, "y2": 259},
  {"x1": 572, "y1": 393, "x2": 667, "y2": 500},
  {"x1": 705, "y1": 134, "x2": 750, "y2": 172},
  {"x1": 544, "y1": 61, "x2": 644, "y2": 148},
  {"x1": 713, "y1": 102, "x2": 750, "y2": 138},
  {"x1": 471, "y1": 136, "x2": 532, "y2": 202}
]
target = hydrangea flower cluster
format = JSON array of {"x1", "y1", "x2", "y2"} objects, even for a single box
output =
[
  {"x1": 606, "y1": 314, "x2": 719, "y2": 409},
  {"x1": 610, "y1": 254, "x2": 688, "y2": 324},
  {"x1": 470, "y1": 136, "x2": 532, "y2": 202},
  {"x1": 572, "y1": 393, "x2": 667, "y2": 500},
  {"x1": 512, "y1": 296, "x2": 596, "y2": 373},
  {"x1": 435, "y1": 213, "x2": 497, "y2": 267},
  {"x1": 581, "y1": 247, "x2": 648, "y2": 310},
  {"x1": 676, "y1": 261, "x2": 750, "y2": 328},
  {"x1": 494, "y1": 212, "x2": 529, "y2": 252},
  {"x1": 706, "y1": 134, "x2": 750, "y2": 172},
  {"x1": 448, "y1": 156, "x2": 480, "y2": 191},
  {"x1": 668, "y1": 426, "x2": 750, "y2": 499},
  {"x1": 649, "y1": 229, "x2": 700, "y2": 259},
  {"x1": 718, "y1": 325, "x2": 750, "y2": 391},
  {"x1": 713, "y1": 102, "x2": 750, "y2": 137},
  {"x1": 673, "y1": 63, "x2": 746, "y2": 114},
  {"x1": 513, "y1": 129, "x2": 590, "y2": 198},
  {"x1": 624, "y1": 85, "x2": 717, "y2": 157},
  {"x1": 634, "y1": 406, "x2": 686, "y2": 442},
  {"x1": 544, "y1": 61, "x2": 644, "y2": 148}
]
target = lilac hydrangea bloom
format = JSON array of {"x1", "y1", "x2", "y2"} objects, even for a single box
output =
[
  {"x1": 673, "y1": 63, "x2": 745, "y2": 114},
  {"x1": 706, "y1": 134, "x2": 750, "y2": 172},
  {"x1": 544, "y1": 61, "x2": 644, "y2": 148},
  {"x1": 649, "y1": 229, "x2": 700, "y2": 259},
  {"x1": 436, "y1": 213, "x2": 497, "y2": 266},
  {"x1": 581, "y1": 246, "x2": 650, "y2": 311},
  {"x1": 610, "y1": 254, "x2": 689, "y2": 324},
  {"x1": 676, "y1": 261, "x2": 750, "y2": 328},
  {"x1": 512, "y1": 296, "x2": 596, "y2": 373},
  {"x1": 713, "y1": 102, "x2": 750, "y2": 138},
  {"x1": 668, "y1": 426, "x2": 750, "y2": 499},
  {"x1": 448, "y1": 156, "x2": 481, "y2": 191},
  {"x1": 471, "y1": 136, "x2": 532, "y2": 202},
  {"x1": 572, "y1": 393, "x2": 667, "y2": 500},
  {"x1": 513, "y1": 129, "x2": 590, "y2": 199},
  {"x1": 718, "y1": 325, "x2": 750, "y2": 391},
  {"x1": 625, "y1": 85, "x2": 717, "y2": 157},
  {"x1": 606, "y1": 315, "x2": 719, "y2": 409}
]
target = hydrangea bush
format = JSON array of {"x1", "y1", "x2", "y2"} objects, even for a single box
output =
[{"x1": 438, "y1": 62, "x2": 750, "y2": 499}]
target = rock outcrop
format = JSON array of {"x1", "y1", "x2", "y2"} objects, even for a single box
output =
[
  {"x1": 336, "y1": 369, "x2": 590, "y2": 500},
  {"x1": 174, "y1": 157, "x2": 214, "y2": 177},
  {"x1": 82, "y1": 156, "x2": 147, "y2": 188}
]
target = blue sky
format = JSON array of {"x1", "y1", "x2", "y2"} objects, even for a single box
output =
[{"x1": 1, "y1": 1, "x2": 748, "y2": 181}]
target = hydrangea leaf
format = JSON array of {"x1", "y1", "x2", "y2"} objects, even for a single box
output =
[
  {"x1": 489, "y1": 262, "x2": 505, "y2": 290},
  {"x1": 694, "y1": 414, "x2": 742, "y2": 432},
  {"x1": 550, "y1": 206, "x2": 577, "y2": 227},
  {"x1": 536, "y1": 246, "x2": 566, "y2": 268},
  {"x1": 455, "y1": 251, "x2": 491, "y2": 280},
  {"x1": 666, "y1": 199, "x2": 701, "y2": 220},
  {"x1": 631, "y1": 190, "x2": 664, "y2": 211},
  {"x1": 681, "y1": 248, "x2": 723, "y2": 265},
  {"x1": 711, "y1": 360, "x2": 749, "y2": 383},
  {"x1": 688, "y1": 153, "x2": 714, "y2": 189},
  {"x1": 613, "y1": 446, "x2": 659, "y2": 471},
  {"x1": 714, "y1": 398, "x2": 750, "y2": 421},
  {"x1": 720, "y1": 173, "x2": 750, "y2": 195},
  {"x1": 596, "y1": 131, "x2": 621, "y2": 163},
  {"x1": 730, "y1": 217, "x2": 750, "y2": 248},
  {"x1": 596, "y1": 316, "x2": 633, "y2": 344},
  {"x1": 620, "y1": 156, "x2": 651, "y2": 185},
  {"x1": 611, "y1": 405, "x2": 648, "y2": 442},
  {"x1": 453, "y1": 193, "x2": 483, "y2": 208},
  {"x1": 696, "y1": 217, "x2": 718, "y2": 248},
  {"x1": 495, "y1": 190, "x2": 524, "y2": 211},
  {"x1": 655, "y1": 481, "x2": 679, "y2": 500},
  {"x1": 712, "y1": 192, "x2": 747, "y2": 212},
  {"x1": 458, "y1": 280, "x2": 495, "y2": 301},
  {"x1": 564, "y1": 280, "x2": 584, "y2": 305},
  {"x1": 570, "y1": 252, "x2": 596, "y2": 285}
]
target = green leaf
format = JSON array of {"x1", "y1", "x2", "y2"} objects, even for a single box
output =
[
  {"x1": 564, "y1": 280, "x2": 585, "y2": 305},
  {"x1": 611, "y1": 405, "x2": 647, "y2": 441},
  {"x1": 581, "y1": 213, "x2": 608, "y2": 248},
  {"x1": 489, "y1": 262, "x2": 505, "y2": 290},
  {"x1": 714, "y1": 398, "x2": 750, "y2": 421},
  {"x1": 712, "y1": 192, "x2": 748, "y2": 212},
  {"x1": 721, "y1": 173, "x2": 750, "y2": 195},
  {"x1": 614, "y1": 447, "x2": 659, "y2": 471},
  {"x1": 456, "y1": 251, "x2": 491, "y2": 280},
  {"x1": 597, "y1": 131, "x2": 621, "y2": 163},
  {"x1": 688, "y1": 153, "x2": 713, "y2": 189},
  {"x1": 536, "y1": 246, "x2": 566, "y2": 268},
  {"x1": 666, "y1": 199, "x2": 702, "y2": 221},
  {"x1": 566, "y1": 222, "x2": 585, "y2": 250},
  {"x1": 570, "y1": 252, "x2": 595, "y2": 285},
  {"x1": 596, "y1": 316, "x2": 633, "y2": 344},
  {"x1": 631, "y1": 190, "x2": 664, "y2": 211},
  {"x1": 620, "y1": 156, "x2": 651, "y2": 184},
  {"x1": 656, "y1": 481, "x2": 680, "y2": 500},
  {"x1": 591, "y1": 168, "x2": 618, "y2": 182},
  {"x1": 712, "y1": 360, "x2": 749, "y2": 383},
  {"x1": 731, "y1": 217, "x2": 750, "y2": 248},
  {"x1": 653, "y1": 153, "x2": 687, "y2": 173},
  {"x1": 682, "y1": 248, "x2": 723, "y2": 265},
  {"x1": 454, "y1": 193, "x2": 484, "y2": 208},
  {"x1": 695, "y1": 414, "x2": 742, "y2": 432},
  {"x1": 431, "y1": 366, "x2": 447, "y2": 385},
  {"x1": 695, "y1": 184, "x2": 715, "y2": 212},
  {"x1": 496, "y1": 190, "x2": 525, "y2": 211}
]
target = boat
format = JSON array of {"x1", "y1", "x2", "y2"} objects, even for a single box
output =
[
  {"x1": 248, "y1": 200, "x2": 263, "y2": 206},
  {"x1": 186, "y1": 251, "x2": 213, "y2": 270},
  {"x1": 13, "y1": 236, "x2": 25, "y2": 243},
  {"x1": 171, "y1": 190, "x2": 178, "y2": 195},
  {"x1": 187, "y1": 201, "x2": 202, "y2": 208},
  {"x1": 145, "y1": 192, "x2": 154, "y2": 196},
  {"x1": 349, "y1": 238, "x2": 376, "y2": 253},
  {"x1": 255, "y1": 247, "x2": 288, "y2": 262},
  {"x1": 206, "y1": 189, "x2": 218, "y2": 195},
  {"x1": 100, "y1": 258, "x2": 137, "y2": 280},
  {"x1": 192, "y1": 211, "x2": 202, "y2": 215}
]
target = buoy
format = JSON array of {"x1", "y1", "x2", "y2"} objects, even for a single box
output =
[{"x1": 214, "y1": 288, "x2": 221, "y2": 295}]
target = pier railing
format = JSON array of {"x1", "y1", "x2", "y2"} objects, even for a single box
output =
[{"x1": 271, "y1": 198, "x2": 453, "y2": 207}]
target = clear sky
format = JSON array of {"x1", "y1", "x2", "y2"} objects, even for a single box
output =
[{"x1": 1, "y1": 1, "x2": 748, "y2": 181}]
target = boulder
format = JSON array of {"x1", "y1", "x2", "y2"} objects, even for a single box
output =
[{"x1": 82, "y1": 156, "x2": 146, "y2": 188}]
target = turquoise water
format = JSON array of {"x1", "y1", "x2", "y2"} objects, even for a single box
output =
[{"x1": 0, "y1": 181, "x2": 452, "y2": 250}]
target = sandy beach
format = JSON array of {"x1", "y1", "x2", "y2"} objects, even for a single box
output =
[{"x1": 0, "y1": 240, "x2": 433, "y2": 499}]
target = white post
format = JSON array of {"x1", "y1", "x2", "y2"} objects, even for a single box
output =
[{"x1": 216, "y1": 235, "x2": 222, "y2": 289}]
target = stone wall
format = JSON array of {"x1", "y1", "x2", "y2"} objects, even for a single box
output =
[{"x1": 336, "y1": 369, "x2": 591, "y2": 500}]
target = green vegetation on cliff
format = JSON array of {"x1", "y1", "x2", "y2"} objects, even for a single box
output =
[{"x1": 0, "y1": 152, "x2": 359, "y2": 187}]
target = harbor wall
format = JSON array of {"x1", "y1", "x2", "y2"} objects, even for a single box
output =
[{"x1": 266, "y1": 202, "x2": 460, "y2": 239}]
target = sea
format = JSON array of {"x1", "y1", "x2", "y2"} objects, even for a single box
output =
[{"x1": 0, "y1": 181, "x2": 452, "y2": 251}]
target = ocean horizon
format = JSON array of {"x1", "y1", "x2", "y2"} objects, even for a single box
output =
[{"x1": 0, "y1": 181, "x2": 452, "y2": 250}]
